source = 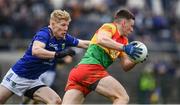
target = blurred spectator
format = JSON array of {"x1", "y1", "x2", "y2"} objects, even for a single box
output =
[
  {"x1": 138, "y1": 63, "x2": 156, "y2": 104},
  {"x1": 175, "y1": 66, "x2": 180, "y2": 103},
  {"x1": 50, "y1": 0, "x2": 66, "y2": 9},
  {"x1": 154, "y1": 61, "x2": 175, "y2": 103},
  {"x1": 127, "y1": 0, "x2": 145, "y2": 9}
]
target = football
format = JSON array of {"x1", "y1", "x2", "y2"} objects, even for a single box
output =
[{"x1": 129, "y1": 41, "x2": 148, "y2": 63}]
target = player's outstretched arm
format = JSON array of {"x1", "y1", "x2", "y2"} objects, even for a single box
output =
[
  {"x1": 77, "y1": 39, "x2": 90, "y2": 49},
  {"x1": 33, "y1": 40, "x2": 76, "y2": 59},
  {"x1": 55, "y1": 49, "x2": 75, "y2": 59},
  {"x1": 32, "y1": 40, "x2": 56, "y2": 59}
]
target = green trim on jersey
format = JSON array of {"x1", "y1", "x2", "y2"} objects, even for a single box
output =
[{"x1": 79, "y1": 44, "x2": 113, "y2": 68}]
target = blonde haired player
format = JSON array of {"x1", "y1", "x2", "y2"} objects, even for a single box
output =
[{"x1": 0, "y1": 9, "x2": 89, "y2": 104}]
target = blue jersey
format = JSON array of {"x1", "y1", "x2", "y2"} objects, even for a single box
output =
[{"x1": 12, "y1": 27, "x2": 79, "y2": 79}]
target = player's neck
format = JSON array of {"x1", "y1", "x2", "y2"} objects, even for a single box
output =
[
  {"x1": 115, "y1": 22, "x2": 124, "y2": 36},
  {"x1": 48, "y1": 26, "x2": 55, "y2": 37}
]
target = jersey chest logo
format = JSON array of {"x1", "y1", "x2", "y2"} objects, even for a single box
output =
[
  {"x1": 109, "y1": 49, "x2": 120, "y2": 60},
  {"x1": 49, "y1": 43, "x2": 58, "y2": 51},
  {"x1": 61, "y1": 43, "x2": 65, "y2": 49}
]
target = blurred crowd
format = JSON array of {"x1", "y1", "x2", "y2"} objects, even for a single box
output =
[
  {"x1": 0, "y1": 0, "x2": 180, "y2": 104},
  {"x1": 0, "y1": 0, "x2": 179, "y2": 41}
]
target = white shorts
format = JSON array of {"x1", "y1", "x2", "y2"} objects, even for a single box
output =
[
  {"x1": 39, "y1": 70, "x2": 56, "y2": 86},
  {"x1": 0, "y1": 68, "x2": 45, "y2": 96}
]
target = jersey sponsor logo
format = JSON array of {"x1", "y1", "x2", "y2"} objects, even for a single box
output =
[
  {"x1": 109, "y1": 49, "x2": 119, "y2": 59},
  {"x1": 49, "y1": 43, "x2": 58, "y2": 51}
]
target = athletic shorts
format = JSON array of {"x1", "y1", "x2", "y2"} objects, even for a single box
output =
[
  {"x1": 0, "y1": 68, "x2": 46, "y2": 97},
  {"x1": 39, "y1": 70, "x2": 56, "y2": 86},
  {"x1": 65, "y1": 64, "x2": 109, "y2": 96}
]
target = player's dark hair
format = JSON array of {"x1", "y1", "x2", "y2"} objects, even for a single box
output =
[{"x1": 114, "y1": 9, "x2": 135, "y2": 20}]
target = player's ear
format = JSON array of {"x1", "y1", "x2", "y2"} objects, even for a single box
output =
[
  {"x1": 50, "y1": 19, "x2": 55, "y2": 26},
  {"x1": 52, "y1": 21, "x2": 55, "y2": 26},
  {"x1": 121, "y1": 19, "x2": 126, "y2": 27}
]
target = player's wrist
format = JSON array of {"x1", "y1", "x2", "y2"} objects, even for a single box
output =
[
  {"x1": 55, "y1": 52, "x2": 61, "y2": 58},
  {"x1": 55, "y1": 51, "x2": 65, "y2": 58},
  {"x1": 119, "y1": 44, "x2": 124, "y2": 51},
  {"x1": 122, "y1": 44, "x2": 131, "y2": 55},
  {"x1": 54, "y1": 49, "x2": 76, "y2": 59},
  {"x1": 53, "y1": 52, "x2": 56, "y2": 58}
]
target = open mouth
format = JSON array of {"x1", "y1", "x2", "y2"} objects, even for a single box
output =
[{"x1": 58, "y1": 32, "x2": 65, "y2": 36}]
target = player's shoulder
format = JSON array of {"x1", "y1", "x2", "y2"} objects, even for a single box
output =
[
  {"x1": 35, "y1": 27, "x2": 51, "y2": 38},
  {"x1": 65, "y1": 33, "x2": 78, "y2": 41},
  {"x1": 37, "y1": 27, "x2": 49, "y2": 33},
  {"x1": 102, "y1": 23, "x2": 116, "y2": 28},
  {"x1": 101, "y1": 23, "x2": 116, "y2": 34},
  {"x1": 65, "y1": 33, "x2": 74, "y2": 39}
]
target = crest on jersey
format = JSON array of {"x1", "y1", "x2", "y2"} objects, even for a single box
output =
[{"x1": 62, "y1": 43, "x2": 65, "y2": 49}]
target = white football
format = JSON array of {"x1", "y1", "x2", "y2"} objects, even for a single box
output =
[{"x1": 129, "y1": 41, "x2": 148, "y2": 63}]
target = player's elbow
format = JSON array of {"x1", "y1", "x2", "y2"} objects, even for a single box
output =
[
  {"x1": 122, "y1": 63, "x2": 136, "y2": 72},
  {"x1": 122, "y1": 66, "x2": 131, "y2": 72},
  {"x1": 96, "y1": 38, "x2": 102, "y2": 45}
]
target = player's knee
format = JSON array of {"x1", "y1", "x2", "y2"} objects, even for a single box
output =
[
  {"x1": 117, "y1": 93, "x2": 129, "y2": 103},
  {"x1": 111, "y1": 93, "x2": 129, "y2": 104},
  {"x1": 48, "y1": 96, "x2": 62, "y2": 104},
  {"x1": 122, "y1": 94, "x2": 129, "y2": 103}
]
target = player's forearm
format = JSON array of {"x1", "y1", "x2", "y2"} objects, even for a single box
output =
[
  {"x1": 97, "y1": 36, "x2": 124, "y2": 51},
  {"x1": 32, "y1": 47, "x2": 55, "y2": 59},
  {"x1": 122, "y1": 62, "x2": 136, "y2": 72},
  {"x1": 83, "y1": 40, "x2": 90, "y2": 48},
  {"x1": 78, "y1": 40, "x2": 90, "y2": 49},
  {"x1": 120, "y1": 55, "x2": 137, "y2": 72}
]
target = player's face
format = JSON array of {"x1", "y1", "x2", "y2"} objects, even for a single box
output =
[
  {"x1": 52, "y1": 20, "x2": 69, "y2": 39},
  {"x1": 121, "y1": 19, "x2": 134, "y2": 36}
]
